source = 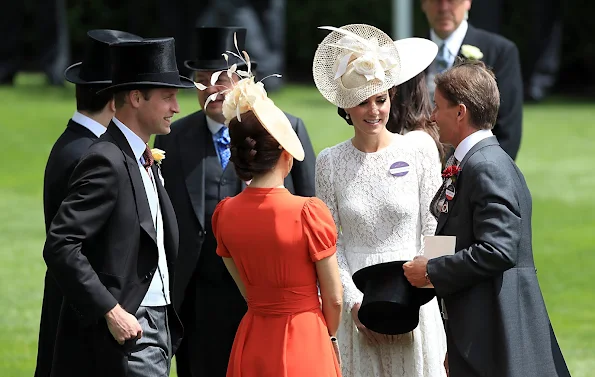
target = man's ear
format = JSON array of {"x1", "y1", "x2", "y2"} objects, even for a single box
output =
[
  {"x1": 108, "y1": 98, "x2": 116, "y2": 113},
  {"x1": 129, "y1": 90, "x2": 142, "y2": 108},
  {"x1": 457, "y1": 104, "x2": 467, "y2": 120}
]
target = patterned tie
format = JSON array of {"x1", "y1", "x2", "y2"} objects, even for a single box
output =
[
  {"x1": 435, "y1": 43, "x2": 450, "y2": 73},
  {"x1": 215, "y1": 127, "x2": 231, "y2": 170},
  {"x1": 142, "y1": 144, "x2": 154, "y2": 171},
  {"x1": 430, "y1": 154, "x2": 459, "y2": 219}
]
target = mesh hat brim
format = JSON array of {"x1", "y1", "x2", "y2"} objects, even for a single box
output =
[{"x1": 312, "y1": 24, "x2": 401, "y2": 109}]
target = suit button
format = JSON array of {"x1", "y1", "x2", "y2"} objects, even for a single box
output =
[
  {"x1": 221, "y1": 179, "x2": 227, "y2": 185},
  {"x1": 198, "y1": 230, "x2": 204, "y2": 237}
]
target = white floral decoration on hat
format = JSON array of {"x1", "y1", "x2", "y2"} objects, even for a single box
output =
[{"x1": 324, "y1": 26, "x2": 399, "y2": 84}]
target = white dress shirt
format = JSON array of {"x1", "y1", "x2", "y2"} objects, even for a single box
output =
[
  {"x1": 427, "y1": 20, "x2": 469, "y2": 95},
  {"x1": 454, "y1": 129, "x2": 494, "y2": 162},
  {"x1": 112, "y1": 117, "x2": 170, "y2": 306},
  {"x1": 71, "y1": 111, "x2": 107, "y2": 137}
]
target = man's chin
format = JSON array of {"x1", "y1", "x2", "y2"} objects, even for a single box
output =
[
  {"x1": 434, "y1": 23, "x2": 455, "y2": 36},
  {"x1": 157, "y1": 124, "x2": 171, "y2": 135}
]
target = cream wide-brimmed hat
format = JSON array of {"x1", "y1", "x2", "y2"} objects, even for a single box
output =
[
  {"x1": 313, "y1": 24, "x2": 438, "y2": 109},
  {"x1": 194, "y1": 37, "x2": 305, "y2": 161}
]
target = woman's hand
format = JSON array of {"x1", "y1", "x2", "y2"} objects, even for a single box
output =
[
  {"x1": 351, "y1": 303, "x2": 389, "y2": 345},
  {"x1": 444, "y1": 352, "x2": 449, "y2": 376}
]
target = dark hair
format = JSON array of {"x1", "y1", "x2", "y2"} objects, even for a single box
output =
[
  {"x1": 75, "y1": 84, "x2": 113, "y2": 114},
  {"x1": 386, "y1": 73, "x2": 445, "y2": 161},
  {"x1": 435, "y1": 59, "x2": 499, "y2": 130},
  {"x1": 337, "y1": 87, "x2": 398, "y2": 126},
  {"x1": 114, "y1": 88, "x2": 154, "y2": 109},
  {"x1": 228, "y1": 111, "x2": 283, "y2": 181}
]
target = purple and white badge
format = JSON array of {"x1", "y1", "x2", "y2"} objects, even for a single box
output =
[{"x1": 389, "y1": 161, "x2": 410, "y2": 177}]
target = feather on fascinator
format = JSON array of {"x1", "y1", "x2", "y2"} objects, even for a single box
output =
[{"x1": 194, "y1": 34, "x2": 305, "y2": 161}]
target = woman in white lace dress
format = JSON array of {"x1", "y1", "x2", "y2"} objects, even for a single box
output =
[{"x1": 312, "y1": 24, "x2": 447, "y2": 377}]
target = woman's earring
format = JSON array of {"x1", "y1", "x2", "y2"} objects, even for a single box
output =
[{"x1": 345, "y1": 113, "x2": 350, "y2": 120}]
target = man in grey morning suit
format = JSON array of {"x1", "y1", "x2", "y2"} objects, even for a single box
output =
[{"x1": 403, "y1": 60, "x2": 571, "y2": 377}]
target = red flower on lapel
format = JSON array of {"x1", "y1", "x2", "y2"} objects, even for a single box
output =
[{"x1": 442, "y1": 165, "x2": 461, "y2": 179}]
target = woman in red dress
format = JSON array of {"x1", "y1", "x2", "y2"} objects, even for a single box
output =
[{"x1": 202, "y1": 53, "x2": 343, "y2": 376}]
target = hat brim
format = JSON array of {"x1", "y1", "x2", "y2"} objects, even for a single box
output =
[
  {"x1": 353, "y1": 260, "x2": 436, "y2": 335},
  {"x1": 392, "y1": 38, "x2": 438, "y2": 86},
  {"x1": 353, "y1": 261, "x2": 435, "y2": 307},
  {"x1": 64, "y1": 62, "x2": 112, "y2": 85},
  {"x1": 184, "y1": 60, "x2": 257, "y2": 72},
  {"x1": 96, "y1": 75, "x2": 196, "y2": 94},
  {"x1": 251, "y1": 98, "x2": 305, "y2": 161}
]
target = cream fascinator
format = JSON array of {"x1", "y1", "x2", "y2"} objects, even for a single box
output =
[
  {"x1": 313, "y1": 24, "x2": 438, "y2": 109},
  {"x1": 194, "y1": 34, "x2": 305, "y2": 161}
]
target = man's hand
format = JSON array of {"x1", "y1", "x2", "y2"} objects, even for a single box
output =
[
  {"x1": 105, "y1": 305, "x2": 142, "y2": 345},
  {"x1": 403, "y1": 256, "x2": 430, "y2": 288}
]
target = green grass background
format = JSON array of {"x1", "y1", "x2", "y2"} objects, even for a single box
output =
[{"x1": 1, "y1": 75, "x2": 593, "y2": 376}]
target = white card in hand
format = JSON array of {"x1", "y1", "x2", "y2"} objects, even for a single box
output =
[{"x1": 423, "y1": 235, "x2": 456, "y2": 259}]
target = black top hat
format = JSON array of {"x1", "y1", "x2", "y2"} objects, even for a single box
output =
[
  {"x1": 97, "y1": 38, "x2": 195, "y2": 94},
  {"x1": 352, "y1": 261, "x2": 436, "y2": 335},
  {"x1": 64, "y1": 29, "x2": 142, "y2": 85},
  {"x1": 184, "y1": 27, "x2": 258, "y2": 72}
]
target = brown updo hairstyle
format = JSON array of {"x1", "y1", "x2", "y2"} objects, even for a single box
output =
[{"x1": 228, "y1": 110, "x2": 283, "y2": 181}]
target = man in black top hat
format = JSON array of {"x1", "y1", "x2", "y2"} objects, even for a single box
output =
[
  {"x1": 35, "y1": 29, "x2": 142, "y2": 377},
  {"x1": 153, "y1": 26, "x2": 316, "y2": 377},
  {"x1": 43, "y1": 37, "x2": 195, "y2": 377}
]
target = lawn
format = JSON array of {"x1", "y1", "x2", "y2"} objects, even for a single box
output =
[{"x1": 0, "y1": 74, "x2": 594, "y2": 376}]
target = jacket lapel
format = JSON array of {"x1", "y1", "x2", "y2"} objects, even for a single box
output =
[
  {"x1": 153, "y1": 164, "x2": 178, "y2": 264},
  {"x1": 435, "y1": 136, "x2": 500, "y2": 234},
  {"x1": 457, "y1": 24, "x2": 479, "y2": 58},
  {"x1": 435, "y1": 174, "x2": 462, "y2": 234},
  {"x1": 107, "y1": 122, "x2": 157, "y2": 244},
  {"x1": 180, "y1": 113, "x2": 208, "y2": 229}
]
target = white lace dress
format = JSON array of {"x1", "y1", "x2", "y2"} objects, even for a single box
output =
[{"x1": 315, "y1": 131, "x2": 447, "y2": 377}]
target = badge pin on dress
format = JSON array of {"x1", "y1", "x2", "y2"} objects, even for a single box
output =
[{"x1": 389, "y1": 161, "x2": 410, "y2": 177}]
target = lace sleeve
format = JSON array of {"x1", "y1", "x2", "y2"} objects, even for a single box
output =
[
  {"x1": 411, "y1": 131, "x2": 443, "y2": 253},
  {"x1": 315, "y1": 148, "x2": 363, "y2": 312}
]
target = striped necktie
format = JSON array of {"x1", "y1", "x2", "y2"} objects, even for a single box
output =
[{"x1": 435, "y1": 43, "x2": 450, "y2": 73}]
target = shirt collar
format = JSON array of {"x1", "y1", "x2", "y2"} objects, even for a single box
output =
[
  {"x1": 430, "y1": 20, "x2": 468, "y2": 58},
  {"x1": 454, "y1": 129, "x2": 493, "y2": 162},
  {"x1": 112, "y1": 117, "x2": 147, "y2": 161},
  {"x1": 206, "y1": 116, "x2": 225, "y2": 135},
  {"x1": 71, "y1": 111, "x2": 107, "y2": 138}
]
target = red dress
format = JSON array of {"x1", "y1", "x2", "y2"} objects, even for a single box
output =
[{"x1": 212, "y1": 187, "x2": 341, "y2": 377}]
